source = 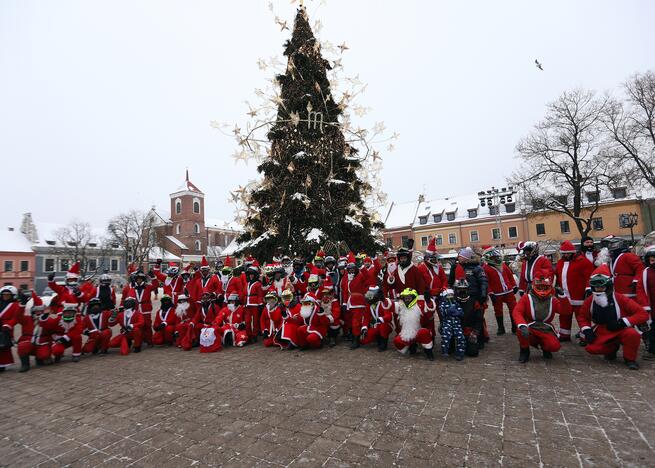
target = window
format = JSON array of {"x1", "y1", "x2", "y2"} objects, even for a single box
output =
[
  {"x1": 489, "y1": 206, "x2": 499, "y2": 215},
  {"x1": 87, "y1": 259, "x2": 97, "y2": 272},
  {"x1": 492, "y1": 228, "x2": 501, "y2": 240},
  {"x1": 592, "y1": 217, "x2": 604, "y2": 231},
  {"x1": 44, "y1": 259, "x2": 55, "y2": 272},
  {"x1": 435, "y1": 234, "x2": 443, "y2": 246},
  {"x1": 176, "y1": 224, "x2": 181, "y2": 235},
  {"x1": 60, "y1": 259, "x2": 69, "y2": 272},
  {"x1": 468, "y1": 209, "x2": 478, "y2": 219},
  {"x1": 553, "y1": 195, "x2": 568, "y2": 206},
  {"x1": 194, "y1": 223, "x2": 200, "y2": 234},
  {"x1": 195, "y1": 240, "x2": 202, "y2": 252},
  {"x1": 612, "y1": 187, "x2": 627, "y2": 199},
  {"x1": 401, "y1": 236, "x2": 409, "y2": 248},
  {"x1": 4, "y1": 261, "x2": 13, "y2": 272},
  {"x1": 446, "y1": 212, "x2": 456, "y2": 221},
  {"x1": 110, "y1": 259, "x2": 119, "y2": 271},
  {"x1": 45, "y1": 240, "x2": 56, "y2": 246},
  {"x1": 193, "y1": 200, "x2": 200, "y2": 214},
  {"x1": 505, "y1": 203, "x2": 515, "y2": 213},
  {"x1": 421, "y1": 236, "x2": 429, "y2": 247},
  {"x1": 175, "y1": 199, "x2": 182, "y2": 214},
  {"x1": 418, "y1": 216, "x2": 427, "y2": 225},
  {"x1": 19, "y1": 284, "x2": 28, "y2": 290},
  {"x1": 20, "y1": 261, "x2": 29, "y2": 272},
  {"x1": 433, "y1": 214, "x2": 442, "y2": 223},
  {"x1": 586, "y1": 191, "x2": 599, "y2": 203},
  {"x1": 88, "y1": 242, "x2": 97, "y2": 248},
  {"x1": 448, "y1": 233, "x2": 457, "y2": 245},
  {"x1": 508, "y1": 226, "x2": 518, "y2": 239},
  {"x1": 470, "y1": 231, "x2": 479, "y2": 242},
  {"x1": 385, "y1": 238, "x2": 393, "y2": 248},
  {"x1": 536, "y1": 223, "x2": 546, "y2": 236},
  {"x1": 560, "y1": 220, "x2": 570, "y2": 234}
]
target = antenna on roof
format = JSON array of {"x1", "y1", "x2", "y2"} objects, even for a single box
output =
[{"x1": 186, "y1": 168, "x2": 189, "y2": 182}]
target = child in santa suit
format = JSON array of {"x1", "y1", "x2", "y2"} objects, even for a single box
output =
[
  {"x1": 108, "y1": 297, "x2": 145, "y2": 355},
  {"x1": 639, "y1": 247, "x2": 655, "y2": 358},
  {"x1": 44, "y1": 302, "x2": 84, "y2": 363},
  {"x1": 122, "y1": 271, "x2": 157, "y2": 346},
  {"x1": 555, "y1": 241, "x2": 594, "y2": 341},
  {"x1": 152, "y1": 295, "x2": 178, "y2": 346},
  {"x1": 482, "y1": 248, "x2": 518, "y2": 335},
  {"x1": 577, "y1": 264, "x2": 649, "y2": 370},
  {"x1": 439, "y1": 289, "x2": 466, "y2": 361},
  {"x1": 320, "y1": 284, "x2": 341, "y2": 348},
  {"x1": 358, "y1": 287, "x2": 394, "y2": 351},
  {"x1": 512, "y1": 270, "x2": 571, "y2": 363},
  {"x1": 393, "y1": 288, "x2": 435, "y2": 360},
  {"x1": 0, "y1": 285, "x2": 23, "y2": 372},
  {"x1": 215, "y1": 293, "x2": 249, "y2": 347},
  {"x1": 173, "y1": 295, "x2": 194, "y2": 348},
  {"x1": 295, "y1": 293, "x2": 331, "y2": 350},
  {"x1": 16, "y1": 292, "x2": 54, "y2": 372},
  {"x1": 260, "y1": 291, "x2": 282, "y2": 347},
  {"x1": 341, "y1": 262, "x2": 369, "y2": 348},
  {"x1": 81, "y1": 298, "x2": 113, "y2": 355}
]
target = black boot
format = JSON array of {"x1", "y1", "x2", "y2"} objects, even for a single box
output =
[
  {"x1": 19, "y1": 355, "x2": 30, "y2": 373},
  {"x1": 54, "y1": 355, "x2": 61, "y2": 363},
  {"x1": 518, "y1": 348, "x2": 530, "y2": 363},
  {"x1": 605, "y1": 351, "x2": 617, "y2": 361},
  {"x1": 224, "y1": 333, "x2": 233, "y2": 347},
  {"x1": 71, "y1": 355, "x2": 80, "y2": 362},
  {"x1": 35, "y1": 358, "x2": 45, "y2": 366},
  {"x1": 542, "y1": 350, "x2": 553, "y2": 359},
  {"x1": 350, "y1": 336, "x2": 360, "y2": 350},
  {"x1": 133, "y1": 346, "x2": 141, "y2": 353},
  {"x1": 409, "y1": 343, "x2": 418, "y2": 355},
  {"x1": 496, "y1": 316, "x2": 506, "y2": 336},
  {"x1": 424, "y1": 348, "x2": 435, "y2": 361},
  {"x1": 510, "y1": 318, "x2": 517, "y2": 334},
  {"x1": 625, "y1": 360, "x2": 639, "y2": 370},
  {"x1": 377, "y1": 336, "x2": 388, "y2": 352}
]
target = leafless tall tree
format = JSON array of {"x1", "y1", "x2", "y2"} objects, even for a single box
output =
[
  {"x1": 54, "y1": 221, "x2": 110, "y2": 277},
  {"x1": 107, "y1": 210, "x2": 157, "y2": 270},
  {"x1": 512, "y1": 89, "x2": 612, "y2": 238},
  {"x1": 603, "y1": 70, "x2": 655, "y2": 189}
]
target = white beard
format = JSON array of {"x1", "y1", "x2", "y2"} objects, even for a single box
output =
[
  {"x1": 595, "y1": 247, "x2": 611, "y2": 267},
  {"x1": 175, "y1": 302, "x2": 189, "y2": 318},
  {"x1": 398, "y1": 303, "x2": 421, "y2": 341},
  {"x1": 321, "y1": 301, "x2": 332, "y2": 315},
  {"x1": 284, "y1": 266, "x2": 293, "y2": 276},
  {"x1": 593, "y1": 293, "x2": 609, "y2": 308},
  {"x1": 387, "y1": 262, "x2": 397, "y2": 274},
  {"x1": 300, "y1": 304, "x2": 314, "y2": 319}
]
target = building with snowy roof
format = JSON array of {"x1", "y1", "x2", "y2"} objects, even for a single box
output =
[{"x1": 0, "y1": 225, "x2": 36, "y2": 290}]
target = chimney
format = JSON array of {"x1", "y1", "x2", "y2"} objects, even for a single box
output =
[{"x1": 8, "y1": 227, "x2": 14, "y2": 232}]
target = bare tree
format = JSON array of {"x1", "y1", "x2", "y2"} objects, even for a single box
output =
[
  {"x1": 107, "y1": 210, "x2": 157, "y2": 270},
  {"x1": 603, "y1": 70, "x2": 655, "y2": 189},
  {"x1": 512, "y1": 89, "x2": 612, "y2": 238},
  {"x1": 54, "y1": 220, "x2": 110, "y2": 277}
]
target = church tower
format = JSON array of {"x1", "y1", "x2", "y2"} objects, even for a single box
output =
[{"x1": 169, "y1": 170, "x2": 206, "y2": 256}]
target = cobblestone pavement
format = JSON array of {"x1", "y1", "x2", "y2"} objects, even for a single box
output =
[{"x1": 2, "y1": 310, "x2": 655, "y2": 467}]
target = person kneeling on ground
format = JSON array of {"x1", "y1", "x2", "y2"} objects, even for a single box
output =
[{"x1": 393, "y1": 288, "x2": 434, "y2": 360}]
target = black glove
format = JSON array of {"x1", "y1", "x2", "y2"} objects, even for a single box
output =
[
  {"x1": 490, "y1": 295, "x2": 497, "y2": 304},
  {"x1": 519, "y1": 290, "x2": 525, "y2": 297},
  {"x1": 48, "y1": 273, "x2": 55, "y2": 281},
  {"x1": 19, "y1": 292, "x2": 30, "y2": 305},
  {"x1": 262, "y1": 330, "x2": 269, "y2": 338},
  {"x1": 582, "y1": 328, "x2": 597, "y2": 343},
  {"x1": 148, "y1": 270, "x2": 155, "y2": 279},
  {"x1": 607, "y1": 320, "x2": 627, "y2": 332},
  {"x1": 72, "y1": 287, "x2": 81, "y2": 296},
  {"x1": 512, "y1": 287, "x2": 519, "y2": 295},
  {"x1": 518, "y1": 325, "x2": 530, "y2": 338},
  {"x1": 361, "y1": 327, "x2": 368, "y2": 338},
  {"x1": 237, "y1": 322, "x2": 246, "y2": 331},
  {"x1": 555, "y1": 287, "x2": 564, "y2": 297},
  {"x1": 584, "y1": 289, "x2": 592, "y2": 299},
  {"x1": 57, "y1": 337, "x2": 67, "y2": 344},
  {"x1": 83, "y1": 330, "x2": 90, "y2": 336}
]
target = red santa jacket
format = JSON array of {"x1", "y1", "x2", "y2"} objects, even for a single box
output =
[
  {"x1": 576, "y1": 292, "x2": 648, "y2": 331},
  {"x1": 361, "y1": 298, "x2": 395, "y2": 330},
  {"x1": 153, "y1": 305, "x2": 179, "y2": 329},
  {"x1": 82, "y1": 311, "x2": 113, "y2": 334},
  {"x1": 109, "y1": 309, "x2": 145, "y2": 332},
  {"x1": 0, "y1": 301, "x2": 20, "y2": 333},
  {"x1": 221, "y1": 275, "x2": 244, "y2": 303},
  {"x1": 519, "y1": 255, "x2": 553, "y2": 293},
  {"x1": 319, "y1": 299, "x2": 341, "y2": 329},
  {"x1": 289, "y1": 271, "x2": 310, "y2": 298},
  {"x1": 191, "y1": 272, "x2": 224, "y2": 298},
  {"x1": 84, "y1": 285, "x2": 117, "y2": 309},
  {"x1": 260, "y1": 304, "x2": 283, "y2": 336},
  {"x1": 299, "y1": 304, "x2": 331, "y2": 338},
  {"x1": 24, "y1": 312, "x2": 54, "y2": 346},
  {"x1": 193, "y1": 303, "x2": 221, "y2": 328},
  {"x1": 610, "y1": 252, "x2": 645, "y2": 299},
  {"x1": 215, "y1": 305, "x2": 246, "y2": 330},
  {"x1": 511, "y1": 293, "x2": 570, "y2": 333},
  {"x1": 418, "y1": 262, "x2": 448, "y2": 297},
  {"x1": 387, "y1": 263, "x2": 427, "y2": 299},
  {"x1": 47, "y1": 281, "x2": 83, "y2": 308},
  {"x1": 244, "y1": 281, "x2": 264, "y2": 307},
  {"x1": 555, "y1": 255, "x2": 594, "y2": 306},
  {"x1": 361, "y1": 259, "x2": 382, "y2": 288},
  {"x1": 123, "y1": 284, "x2": 156, "y2": 314},
  {"x1": 637, "y1": 267, "x2": 655, "y2": 312},
  {"x1": 41, "y1": 313, "x2": 84, "y2": 342},
  {"x1": 340, "y1": 271, "x2": 369, "y2": 308},
  {"x1": 483, "y1": 263, "x2": 517, "y2": 297},
  {"x1": 153, "y1": 268, "x2": 185, "y2": 303}
]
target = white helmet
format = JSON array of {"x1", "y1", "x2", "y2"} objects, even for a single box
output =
[{"x1": 0, "y1": 285, "x2": 18, "y2": 298}]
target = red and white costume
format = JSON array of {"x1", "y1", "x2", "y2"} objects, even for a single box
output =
[
  {"x1": 215, "y1": 305, "x2": 248, "y2": 347},
  {"x1": 512, "y1": 293, "x2": 571, "y2": 354},
  {"x1": 483, "y1": 262, "x2": 517, "y2": 318},
  {"x1": 0, "y1": 300, "x2": 20, "y2": 368},
  {"x1": 152, "y1": 304, "x2": 179, "y2": 346},
  {"x1": 108, "y1": 307, "x2": 145, "y2": 355},
  {"x1": 610, "y1": 251, "x2": 646, "y2": 301},
  {"x1": 153, "y1": 264, "x2": 185, "y2": 304},
  {"x1": 16, "y1": 293, "x2": 53, "y2": 362},
  {"x1": 555, "y1": 242, "x2": 594, "y2": 337},
  {"x1": 42, "y1": 312, "x2": 84, "y2": 359},
  {"x1": 260, "y1": 303, "x2": 283, "y2": 347},
  {"x1": 82, "y1": 310, "x2": 113, "y2": 354},
  {"x1": 244, "y1": 279, "x2": 264, "y2": 339},
  {"x1": 360, "y1": 298, "x2": 394, "y2": 345},
  {"x1": 392, "y1": 300, "x2": 433, "y2": 353},
  {"x1": 295, "y1": 297, "x2": 331, "y2": 349},
  {"x1": 519, "y1": 255, "x2": 553, "y2": 294},
  {"x1": 340, "y1": 270, "x2": 369, "y2": 338},
  {"x1": 193, "y1": 302, "x2": 222, "y2": 353},
  {"x1": 122, "y1": 283, "x2": 156, "y2": 346},
  {"x1": 387, "y1": 262, "x2": 427, "y2": 301},
  {"x1": 637, "y1": 262, "x2": 655, "y2": 315},
  {"x1": 173, "y1": 300, "x2": 194, "y2": 348}
]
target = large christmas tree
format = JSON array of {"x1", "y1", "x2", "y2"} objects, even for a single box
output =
[{"x1": 236, "y1": 6, "x2": 383, "y2": 260}]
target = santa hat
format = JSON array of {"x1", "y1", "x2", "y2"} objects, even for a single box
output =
[
  {"x1": 363, "y1": 256, "x2": 372, "y2": 264},
  {"x1": 66, "y1": 261, "x2": 81, "y2": 279},
  {"x1": 591, "y1": 263, "x2": 611, "y2": 279},
  {"x1": 534, "y1": 268, "x2": 553, "y2": 283},
  {"x1": 252, "y1": 259, "x2": 260, "y2": 268},
  {"x1": 559, "y1": 241, "x2": 576, "y2": 254},
  {"x1": 315, "y1": 250, "x2": 326, "y2": 259},
  {"x1": 300, "y1": 292, "x2": 318, "y2": 304},
  {"x1": 224, "y1": 256, "x2": 233, "y2": 267},
  {"x1": 426, "y1": 237, "x2": 437, "y2": 254},
  {"x1": 182, "y1": 265, "x2": 192, "y2": 274},
  {"x1": 455, "y1": 264, "x2": 466, "y2": 280},
  {"x1": 127, "y1": 263, "x2": 137, "y2": 274},
  {"x1": 200, "y1": 256, "x2": 209, "y2": 268},
  {"x1": 245, "y1": 255, "x2": 255, "y2": 264},
  {"x1": 347, "y1": 252, "x2": 356, "y2": 264},
  {"x1": 31, "y1": 291, "x2": 44, "y2": 312},
  {"x1": 323, "y1": 277, "x2": 334, "y2": 290},
  {"x1": 168, "y1": 262, "x2": 177, "y2": 268}
]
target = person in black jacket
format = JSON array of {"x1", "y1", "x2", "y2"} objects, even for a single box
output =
[{"x1": 448, "y1": 247, "x2": 488, "y2": 307}]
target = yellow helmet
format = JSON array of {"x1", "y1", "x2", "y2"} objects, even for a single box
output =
[{"x1": 399, "y1": 288, "x2": 419, "y2": 308}]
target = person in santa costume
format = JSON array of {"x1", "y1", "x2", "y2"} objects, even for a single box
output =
[
  {"x1": 0, "y1": 286, "x2": 21, "y2": 371},
  {"x1": 580, "y1": 236, "x2": 599, "y2": 264},
  {"x1": 308, "y1": 250, "x2": 327, "y2": 278},
  {"x1": 357, "y1": 286, "x2": 394, "y2": 351},
  {"x1": 16, "y1": 292, "x2": 54, "y2": 372},
  {"x1": 382, "y1": 251, "x2": 399, "y2": 300},
  {"x1": 153, "y1": 261, "x2": 185, "y2": 304},
  {"x1": 152, "y1": 294, "x2": 178, "y2": 346},
  {"x1": 324, "y1": 256, "x2": 340, "y2": 298},
  {"x1": 307, "y1": 274, "x2": 321, "y2": 298},
  {"x1": 638, "y1": 247, "x2": 655, "y2": 358},
  {"x1": 481, "y1": 249, "x2": 518, "y2": 335},
  {"x1": 266, "y1": 264, "x2": 293, "y2": 298},
  {"x1": 189, "y1": 291, "x2": 222, "y2": 352},
  {"x1": 173, "y1": 295, "x2": 194, "y2": 348},
  {"x1": 554, "y1": 240, "x2": 594, "y2": 341},
  {"x1": 319, "y1": 284, "x2": 341, "y2": 347},
  {"x1": 517, "y1": 241, "x2": 553, "y2": 296},
  {"x1": 82, "y1": 273, "x2": 116, "y2": 313},
  {"x1": 600, "y1": 237, "x2": 647, "y2": 304},
  {"x1": 418, "y1": 238, "x2": 448, "y2": 300},
  {"x1": 512, "y1": 270, "x2": 571, "y2": 363},
  {"x1": 577, "y1": 264, "x2": 649, "y2": 370},
  {"x1": 122, "y1": 270, "x2": 157, "y2": 346},
  {"x1": 243, "y1": 266, "x2": 264, "y2": 342},
  {"x1": 215, "y1": 293, "x2": 248, "y2": 347},
  {"x1": 393, "y1": 288, "x2": 435, "y2": 360},
  {"x1": 81, "y1": 298, "x2": 113, "y2": 355},
  {"x1": 45, "y1": 302, "x2": 84, "y2": 363},
  {"x1": 260, "y1": 291, "x2": 282, "y2": 347},
  {"x1": 295, "y1": 293, "x2": 331, "y2": 350},
  {"x1": 289, "y1": 258, "x2": 310, "y2": 302},
  {"x1": 361, "y1": 254, "x2": 383, "y2": 288},
  {"x1": 108, "y1": 296, "x2": 144, "y2": 355},
  {"x1": 341, "y1": 261, "x2": 369, "y2": 349},
  {"x1": 192, "y1": 256, "x2": 224, "y2": 300},
  {"x1": 386, "y1": 243, "x2": 427, "y2": 304},
  {"x1": 272, "y1": 289, "x2": 300, "y2": 349},
  {"x1": 47, "y1": 261, "x2": 85, "y2": 310}
]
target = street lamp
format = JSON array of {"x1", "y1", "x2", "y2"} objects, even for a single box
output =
[
  {"x1": 619, "y1": 212, "x2": 639, "y2": 245},
  {"x1": 478, "y1": 186, "x2": 517, "y2": 247}
]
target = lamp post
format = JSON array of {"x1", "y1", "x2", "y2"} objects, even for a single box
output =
[
  {"x1": 627, "y1": 212, "x2": 639, "y2": 245},
  {"x1": 478, "y1": 186, "x2": 517, "y2": 248}
]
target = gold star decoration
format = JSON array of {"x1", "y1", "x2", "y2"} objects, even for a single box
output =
[
  {"x1": 373, "y1": 121, "x2": 386, "y2": 134},
  {"x1": 233, "y1": 125, "x2": 241, "y2": 136},
  {"x1": 287, "y1": 162, "x2": 295, "y2": 172},
  {"x1": 372, "y1": 150, "x2": 381, "y2": 161},
  {"x1": 333, "y1": 58, "x2": 342, "y2": 68},
  {"x1": 257, "y1": 58, "x2": 268, "y2": 70},
  {"x1": 387, "y1": 143, "x2": 396, "y2": 152},
  {"x1": 275, "y1": 17, "x2": 289, "y2": 31},
  {"x1": 338, "y1": 42, "x2": 349, "y2": 53},
  {"x1": 289, "y1": 111, "x2": 300, "y2": 126}
]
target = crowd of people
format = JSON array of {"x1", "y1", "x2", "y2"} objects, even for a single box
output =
[{"x1": 1, "y1": 234, "x2": 654, "y2": 373}]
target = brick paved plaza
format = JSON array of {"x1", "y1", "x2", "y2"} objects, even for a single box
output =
[{"x1": 2, "y1": 312, "x2": 655, "y2": 468}]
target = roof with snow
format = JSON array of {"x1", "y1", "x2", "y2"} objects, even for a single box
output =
[
  {"x1": 414, "y1": 192, "x2": 520, "y2": 228},
  {"x1": 0, "y1": 228, "x2": 33, "y2": 253},
  {"x1": 147, "y1": 247, "x2": 181, "y2": 261},
  {"x1": 205, "y1": 218, "x2": 242, "y2": 232},
  {"x1": 170, "y1": 170, "x2": 204, "y2": 197},
  {"x1": 31, "y1": 221, "x2": 111, "y2": 248},
  {"x1": 383, "y1": 200, "x2": 420, "y2": 230},
  {"x1": 165, "y1": 236, "x2": 188, "y2": 250}
]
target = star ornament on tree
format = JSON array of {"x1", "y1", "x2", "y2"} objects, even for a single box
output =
[{"x1": 338, "y1": 42, "x2": 349, "y2": 53}]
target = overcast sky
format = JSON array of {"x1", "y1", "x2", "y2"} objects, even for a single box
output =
[{"x1": 1, "y1": 0, "x2": 653, "y2": 230}]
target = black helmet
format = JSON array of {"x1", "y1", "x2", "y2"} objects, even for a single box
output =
[
  {"x1": 123, "y1": 297, "x2": 137, "y2": 309},
  {"x1": 606, "y1": 237, "x2": 629, "y2": 255},
  {"x1": 645, "y1": 247, "x2": 655, "y2": 266},
  {"x1": 87, "y1": 298, "x2": 102, "y2": 309}
]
